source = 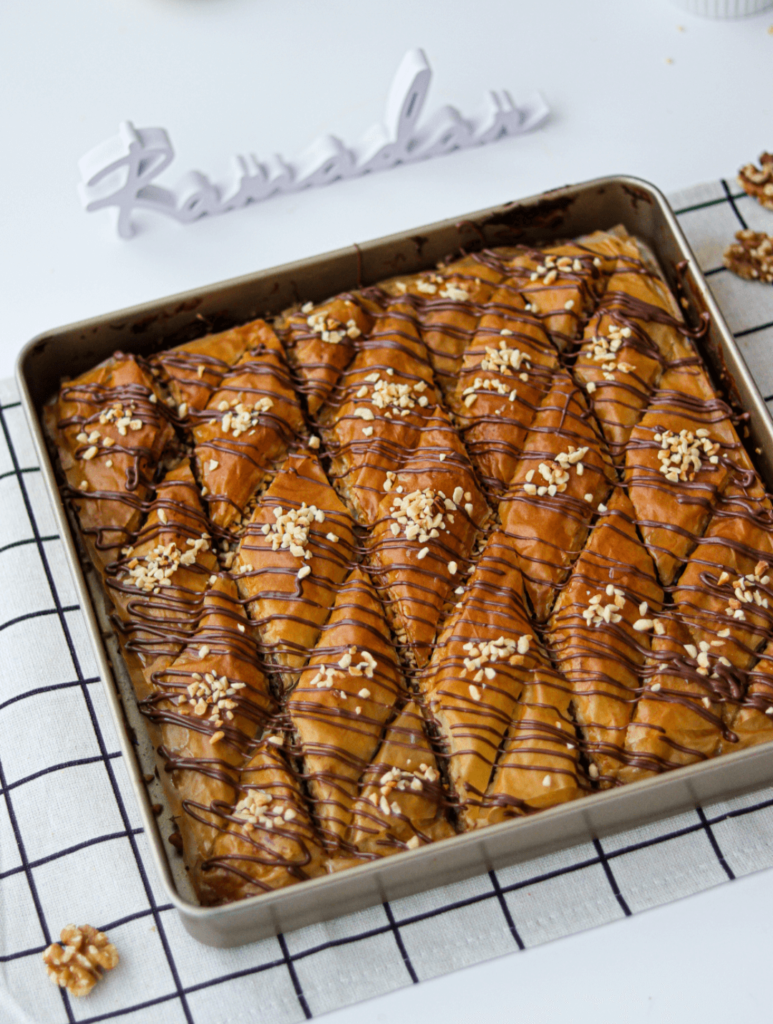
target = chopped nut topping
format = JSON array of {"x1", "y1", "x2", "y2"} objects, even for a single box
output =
[
  {"x1": 355, "y1": 373, "x2": 430, "y2": 418},
  {"x1": 98, "y1": 402, "x2": 144, "y2": 437},
  {"x1": 461, "y1": 375, "x2": 517, "y2": 407},
  {"x1": 178, "y1": 671, "x2": 246, "y2": 727},
  {"x1": 439, "y1": 282, "x2": 470, "y2": 301},
  {"x1": 376, "y1": 763, "x2": 438, "y2": 804},
  {"x1": 525, "y1": 445, "x2": 589, "y2": 497},
  {"x1": 722, "y1": 563, "x2": 770, "y2": 622},
  {"x1": 461, "y1": 634, "x2": 531, "y2": 678},
  {"x1": 587, "y1": 323, "x2": 632, "y2": 379},
  {"x1": 43, "y1": 925, "x2": 119, "y2": 997},
  {"x1": 212, "y1": 399, "x2": 274, "y2": 437},
  {"x1": 582, "y1": 587, "x2": 625, "y2": 627},
  {"x1": 260, "y1": 503, "x2": 325, "y2": 576},
  {"x1": 529, "y1": 257, "x2": 562, "y2": 284},
  {"x1": 309, "y1": 646, "x2": 378, "y2": 689},
  {"x1": 233, "y1": 789, "x2": 295, "y2": 831},
  {"x1": 415, "y1": 278, "x2": 438, "y2": 294},
  {"x1": 307, "y1": 311, "x2": 361, "y2": 343},
  {"x1": 389, "y1": 487, "x2": 454, "y2": 544},
  {"x1": 120, "y1": 536, "x2": 210, "y2": 593},
  {"x1": 724, "y1": 229, "x2": 773, "y2": 284},
  {"x1": 480, "y1": 339, "x2": 531, "y2": 376},
  {"x1": 655, "y1": 428, "x2": 720, "y2": 482}
]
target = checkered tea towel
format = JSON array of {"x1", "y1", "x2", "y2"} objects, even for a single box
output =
[{"x1": 3, "y1": 178, "x2": 773, "y2": 1024}]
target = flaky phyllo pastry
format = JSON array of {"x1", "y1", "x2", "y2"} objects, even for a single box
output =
[{"x1": 47, "y1": 227, "x2": 773, "y2": 906}]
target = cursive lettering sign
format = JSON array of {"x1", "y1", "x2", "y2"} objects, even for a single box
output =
[{"x1": 78, "y1": 49, "x2": 549, "y2": 239}]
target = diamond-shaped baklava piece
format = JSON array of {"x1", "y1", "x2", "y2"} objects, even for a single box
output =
[
  {"x1": 192, "y1": 321, "x2": 305, "y2": 529},
  {"x1": 199, "y1": 737, "x2": 327, "y2": 903},
  {"x1": 152, "y1": 320, "x2": 258, "y2": 415},
  {"x1": 477, "y1": 663, "x2": 583, "y2": 824},
  {"x1": 234, "y1": 451, "x2": 356, "y2": 690},
  {"x1": 342, "y1": 700, "x2": 453, "y2": 860},
  {"x1": 281, "y1": 295, "x2": 374, "y2": 415},
  {"x1": 619, "y1": 615, "x2": 723, "y2": 784},
  {"x1": 499, "y1": 370, "x2": 616, "y2": 621},
  {"x1": 47, "y1": 352, "x2": 175, "y2": 566},
  {"x1": 106, "y1": 459, "x2": 218, "y2": 672},
  {"x1": 548, "y1": 489, "x2": 664, "y2": 785},
  {"x1": 422, "y1": 531, "x2": 537, "y2": 829},
  {"x1": 287, "y1": 567, "x2": 405, "y2": 850}
]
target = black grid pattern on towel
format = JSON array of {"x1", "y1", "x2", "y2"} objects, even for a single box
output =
[{"x1": 3, "y1": 179, "x2": 773, "y2": 1024}]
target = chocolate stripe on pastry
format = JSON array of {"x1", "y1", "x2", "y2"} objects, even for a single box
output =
[
  {"x1": 573, "y1": 241, "x2": 694, "y2": 462},
  {"x1": 478, "y1": 664, "x2": 583, "y2": 823},
  {"x1": 728, "y1": 640, "x2": 773, "y2": 752},
  {"x1": 280, "y1": 296, "x2": 374, "y2": 415},
  {"x1": 191, "y1": 321, "x2": 306, "y2": 529},
  {"x1": 488, "y1": 241, "x2": 609, "y2": 351},
  {"x1": 671, "y1": 495, "x2": 773, "y2": 718},
  {"x1": 106, "y1": 459, "x2": 218, "y2": 672},
  {"x1": 47, "y1": 352, "x2": 175, "y2": 567},
  {"x1": 198, "y1": 738, "x2": 327, "y2": 904},
  {"x1": 141, "y1": 577, "x2": 277, "y2": 884},
  {"x1": 450, "y1": 290, "x2": 560, "y2": 498},
  {"x1": 421, "y1": 531, "x2": 537, "y2": 830},
  {"x1": 379, "y1": 257, "x2": 507, "y2": 390},
  {"x1": 151, "y1": 320, "x2": 258, "y2": 415},
  {"x1": 619, "y1": 616, "x2": 724, "y2": 783},
  {"x1": 287, "y1": 567, "x2": 405, "y2": 851},
  {"x1": 367, "y1": 463, "x2": 488, "y2": 668},
  {"x1": 340, "y1": 700, "x2": 453, "y2": 862},
  {"x1": 320, "y1": 295, "x2": 450, "y2": 525},
  {"x1": 547, "y1": 488, "x2": 664, "y2": 785},
  {"x1": 234, "y1": 451, "x2": 357, "y2": 690},
  {"x1": 624, "y1": 361, "x2": 763, "y2": 587},
  {"x1": 499, "y1": 370, "x2": 616, "y2": 622}
]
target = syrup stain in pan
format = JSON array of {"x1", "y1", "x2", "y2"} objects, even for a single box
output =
[
  {"x1": 622, "y1": 183, "x2": 654, "y2": 210},
  {"x1": 478, "y1": 192, "x2": 576, "y2": 243}
]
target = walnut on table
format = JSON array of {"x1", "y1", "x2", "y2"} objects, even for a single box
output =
[
  {"x1": 723, "y1": 230, "x2": 773, "y2": 284},
  {"x1": 42, "y1": 924, "x2": 119, "y2": 997},
  {"x1": 738, "y1": 153, "x2": 773, "y2": 210}
]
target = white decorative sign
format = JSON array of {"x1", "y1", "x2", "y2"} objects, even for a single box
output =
[{"x1": 78, "y1": 49, "x2": 549, "y2": 239}]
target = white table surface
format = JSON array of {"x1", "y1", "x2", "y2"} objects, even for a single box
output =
[{"x1": 3, "y1": 1, "x2": 773, "y2": 1020}]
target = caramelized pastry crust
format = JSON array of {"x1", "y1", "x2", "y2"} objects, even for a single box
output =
[{"x1": 48, "y1": 228, "x2": 773, "y2": 906}]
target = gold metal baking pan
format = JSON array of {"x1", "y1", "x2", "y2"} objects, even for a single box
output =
[{"x1": 17, "y1": 175, "x2": 773, "y2": 947}]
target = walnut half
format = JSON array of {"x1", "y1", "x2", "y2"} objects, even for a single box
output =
[
  {"x1": 723, "y1": 230, "x2": 773, "y2": 284},
  {"x1": 42, "y1": 924, "x2": 119, "y2": 997},
  {"x1": 738, "y1": 153, "x2": 773, "y2": 210}
]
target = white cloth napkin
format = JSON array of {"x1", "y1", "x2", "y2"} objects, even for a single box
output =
[{"x1": 2, "y1": 178, "x2": 773, "y2": 1024}]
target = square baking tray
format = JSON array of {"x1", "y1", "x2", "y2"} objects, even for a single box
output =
[{"x1": 17, "y1": 175, "x2": 773, "y2": 948}]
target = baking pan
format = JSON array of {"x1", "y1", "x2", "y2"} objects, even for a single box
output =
[{"x1": 17, "y1": 175, "x2": 773, "y2": 948}]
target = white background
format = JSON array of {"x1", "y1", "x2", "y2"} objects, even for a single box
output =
[{"x1": 2, "y1": 1, "x2": 773, "y2": 1020}]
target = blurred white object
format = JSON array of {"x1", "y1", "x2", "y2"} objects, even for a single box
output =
[
  {"x1": 670, "y1": 0, "x2": 772, "y2": 15},
  {"x1": 78, "y1": 48, "x2": 549, "y2": 239}
]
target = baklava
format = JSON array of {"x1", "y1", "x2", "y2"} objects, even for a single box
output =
[{"x1": 47, "y1": 226, "x2": 773, "y2": 904}]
